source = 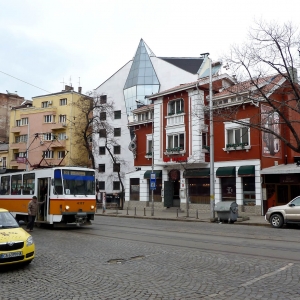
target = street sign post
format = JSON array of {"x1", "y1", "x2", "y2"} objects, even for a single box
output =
[{"x1": 150, "y1": 172, "x2": 156, "y2": 190}]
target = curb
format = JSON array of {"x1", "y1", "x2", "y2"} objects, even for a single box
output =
[{"x1": 95, "y1": 213, "x2": 269, "y2": 227}]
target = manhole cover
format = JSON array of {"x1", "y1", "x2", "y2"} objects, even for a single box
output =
[{"x1": 107, "y1": 259, "x2": 126, "y2": 264}]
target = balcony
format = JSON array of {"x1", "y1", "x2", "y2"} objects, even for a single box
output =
[
  {"x1": 164, "y1": 147, "x2": 186, "y2": 156},
  {"x1": 166, "y1": 113, "x2": 184, "y2": 126},
  {"x1": 11, "y1": 126, "x2": 21, "y2": 133},
  {"x1": 50, "y1": 140, "x2": 66, "y2": 148},
  {"x1": 10, "y1": 142, "x2": 27, "y2": 150},
  {"x1": 51, "y1": 123, "x2": 67, "y2": 130}
]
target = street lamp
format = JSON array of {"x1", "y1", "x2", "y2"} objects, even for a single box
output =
[
  {"x1": 136, "y1": 100, "x2": 154, "y2": 216},
  {"x1": 201, "y1": 53, "x2": 215, "y2": 220}
]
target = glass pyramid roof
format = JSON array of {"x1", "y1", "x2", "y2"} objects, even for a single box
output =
[{"x1": 124, "y1": 39, "x2": 160, "y2": 89}]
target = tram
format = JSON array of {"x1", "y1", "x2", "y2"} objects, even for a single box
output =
[{"x1": 0, "y1": 166, "x2": 96, "y2": 227}]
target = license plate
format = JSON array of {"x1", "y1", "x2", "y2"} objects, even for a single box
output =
[{"x1": 0, "y1": 251, "x2": 23, "y2": 259}]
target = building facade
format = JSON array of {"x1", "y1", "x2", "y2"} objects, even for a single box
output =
[
  {"x1": 93, "y1": 39, "x2": 219, "y2": 205},
  {"x1": 8, "y1": 86, "x2": 91, "y2": 170}
]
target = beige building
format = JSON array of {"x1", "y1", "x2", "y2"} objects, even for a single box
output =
[{"x1": 8, "y1": 86, "x2": 91, "y2": 170}]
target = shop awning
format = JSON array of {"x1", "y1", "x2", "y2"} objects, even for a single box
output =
[
  {"x1": 183, "y1": 169, "x2": 210, "y2": 178},
  {"x1": 260, "y1": 163, "x2": 300, "y2": 174},
  {"x1": 144, "y1": 170, "x2": 162, "y2": 179},
  {"x1": 238, "y1": 165, "x2": 255, "y2": 177},
  {"x1": 216, "y1": 166, "x2": 236, "y2": 177}
]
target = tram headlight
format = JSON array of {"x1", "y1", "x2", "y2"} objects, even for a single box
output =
[
  {"x1": 91, "y1": 205, "x2": 95, "y2": 210},
  {"x1": 65, "y1": 205, "x2": 70, "y2": 211}
]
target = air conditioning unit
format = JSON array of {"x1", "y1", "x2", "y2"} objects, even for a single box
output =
[
  {"x1": 62, "y1": 123, "x2": 67, "y2": 127},
  {"x1": 0, "y1": 158, "x2": 2, "y2": 162},
  {"x1": 48, "y1": 101, "x2": 52, "y2": 105},
  {"x1": 65, "y1": 136, "x2": 69, "y2": 140}
]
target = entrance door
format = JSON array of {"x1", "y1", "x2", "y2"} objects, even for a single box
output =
[
  {"x1": 37, "y1": 178, "x2": 50, "y2": 221},
  {"x1": 277, "y1": 185, "x2": 289, "y2": 206},
  {"x1": 172, "y1": 179, "x2": 180, "y2": 207},
  {"x1": 164, "y1": 181, "x2": 173, "y2": 208}
]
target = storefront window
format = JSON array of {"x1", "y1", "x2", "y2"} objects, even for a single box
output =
[
  {"x1": 148, "y1": 179, "x2": 162, "y2": 202},
  {"x1": 188, "y1": 178, "x2": 210, "y2": 204},
  {"x1": 130, "y1": 178, "x2": 140, "y2": 201},
  {"x1": 243, "y1": 177, "x2": 255, "y2": 206},
  {"x1": 221, "y1": 177, "x2": 236, "y2": 201}
]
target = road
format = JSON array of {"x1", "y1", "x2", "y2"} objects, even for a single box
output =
[{"x1": 1, "y1": 216, "x2": 300, "y2": 300}]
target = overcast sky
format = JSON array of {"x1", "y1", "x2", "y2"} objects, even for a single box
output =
[{"x1": 0, "y1": 0, "x2": 299, "y2": 99}]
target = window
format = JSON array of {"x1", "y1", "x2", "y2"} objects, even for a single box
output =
[
  {"x1": 100, "y1": 95, "x2": 107, "y2": 104},
  {"x1": 202, "y1": 133, "x2": 207, "y2": 147},
  {"x1": 98, "y1": 164, "x2": 105, "y2": 172},
  {"x1": 167, "y1": 133, "x2": 184, "y2": 150},
  {"x1": 99, "y1": 129, "x2": 106, "y2": 138},
  {"x1": 18, "y1": 152, "x2": 27, "y2": 158},
  {"x1": 114, "y1": 146, "x2": 121, "y2": 154},
  {"x1": 243, "y1": 177, "x2": 256, "y2": 206},
  {"x1": 58, "y1": 151, "x2": 66, "y2": 159},
  {"x1": 43, "y1": 133, "x2": 54, "y2": 141},
  {"x1": 98, "y1": 181, "x2": 105, "y2": 190},
  {"x1": 23, "y1": 173, "x2": 35, "y2": 195},
  {"x1": 227, "y1": 128, "x2": 248, "y2": 146},
  {"x1": 21, "y1": 118, "x2": 28, "y2": 125},
  {"x1": 100, "y1": 112, "x2": 106, "y2": 120},
  {"x1": 15, "y1": 135, "x2": 28, "y2": 143},
  {"x1": 58, "y1": 133, "x2": 67, "y2": 140},
  {"x1": 42, "y1": 101, "x2": 49, "y2": 108},
  {"x1": 44, "y1": 115, "x2": 54, "y2": 123},
  {"x1": 59, "y1": 115, "x2": 67, "y2": 123},
  {"x1": 99, "y1": 147, "x2": 106, "y2": 155},
  {"x1": 114, "y1": 110, "x2": 121, "y2": 119},
  {"x1": 113, "y1": 163, "x2": 120, "y2": 172},
  {"x1": 43, "y1": 151, "x2": 54, "y2": 159},
  {"x1": 113, "y1": 181, "x2": 120, "y2": 190},
  {"x1": 114, "y1": 128, "x2": 121, "y2": 137},
  {"x1": 0, "y1": 175, "x2": 10, "y2": 195},
  {"x1": 11, "y1": 174, "x2": 22, "y2": 194},
  {"x1": 60, "y1": 98, "x2": 67, "y2": 106},
  {"x1": 147, "y1": 139, "x2": 152, "y2": 155},
  {"x1": 168, "y1": 98, "x2": 184, "y2": 115},
  {"x1": 2, "y1": 157, "x2": 6, "y2": 168},
  {"x1": 16, "y1": 120, "x2": 21, "y2": 127}
]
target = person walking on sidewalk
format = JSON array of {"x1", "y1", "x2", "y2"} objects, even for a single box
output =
[
  {"x1": 26, "y1": 196, "x2": 45, "y2": 232},
  {"x1": 102, "y1": 192, "x2": 106, "y2": 213}
]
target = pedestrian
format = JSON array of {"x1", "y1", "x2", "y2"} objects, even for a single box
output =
[
  {"x1": 26, "y1": 196, "x2": 45, "y2": 232},
  {"x1": 102, "y1": 192, "x2": 106, "y2": 213}
]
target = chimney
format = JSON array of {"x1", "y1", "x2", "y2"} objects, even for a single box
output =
[
  {"x1": 64, "y1": 85, "x2": 73, "y2": 91},
  {"x1": 78, "y1": 87, "x2": 82, "y2": 93}
]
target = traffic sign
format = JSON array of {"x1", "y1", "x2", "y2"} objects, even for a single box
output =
[{"x1": 150, "y1": 172, "x2": 156, "y2": 190}]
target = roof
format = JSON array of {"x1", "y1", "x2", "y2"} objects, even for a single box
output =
[
  {"x1": 261, "y1": 164, "x2": 300, "y2": 174},
  {"x1": 214, "y1": 74, "x2": 286, "y2": 99},
  {"x1": 147, "y1": 73, "x2": 235, "y2": 99},
  {"x1": 158, "y1": 57, "x2": 204, "y2": 74}
]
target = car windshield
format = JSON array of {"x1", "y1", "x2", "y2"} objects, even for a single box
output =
[{"x1": 0, "y1": 212, "x2": 19, "y2": 229}]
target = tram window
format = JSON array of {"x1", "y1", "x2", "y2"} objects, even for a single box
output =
[
  {"x1": 0, "y1": 176, "x2": 10, "y2": 195},
  {"x1": 11, "y1": 174, "x2": 22, "y2": 195},
  {"x1": 53, "y1": 169, "x2": 63, "y2": 195},
  {"x1": 23, "y1": 173, "x2": 35, "y2": 195}
]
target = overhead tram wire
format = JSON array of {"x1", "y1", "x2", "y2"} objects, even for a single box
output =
[{"x1": 0, "y1": 70, "x2": 52, "y2": 94}]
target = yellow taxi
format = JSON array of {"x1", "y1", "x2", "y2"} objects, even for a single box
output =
[{"x1": 0, "y1": 208, "x2": 35, "y2": 266}]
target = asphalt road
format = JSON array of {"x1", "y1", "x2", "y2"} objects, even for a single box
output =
[{"x1": 1, "y1": 216, "x2": 300, "y2": 300}]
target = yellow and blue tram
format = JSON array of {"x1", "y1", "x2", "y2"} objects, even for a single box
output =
[{"x1": 0, "y1": 167, "x2": 96, "y2": 226}]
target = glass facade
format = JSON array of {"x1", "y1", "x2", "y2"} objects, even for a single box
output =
[{"x1": 123, "y1": 39, "x2": 160, "y2": 120}]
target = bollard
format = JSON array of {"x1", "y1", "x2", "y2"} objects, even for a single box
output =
[
  {"x1": 196, "y1": 209, "x2": 199, "y2": 219},
  {"x1": 134, "y1": 207, "x2": 136, "y2": 216},
  {"x1": 127, "y1": 207, "x2": 129, "y2": 215},
  {"x1": 177, "y1": 208, "x2": 178, "y2": 218},
  {"x1": 144, "y1": 207, "x2": 146, "y2": 216}
]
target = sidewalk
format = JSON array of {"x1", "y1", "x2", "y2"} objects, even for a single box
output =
[{"x1": 95, "y1": 207, "x2": 269, "y2": 227}]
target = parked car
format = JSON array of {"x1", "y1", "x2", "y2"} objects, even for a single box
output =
[
  {"x1": 0, "y1": 208, "x2": 35, "y2": 266},
  {"x1": 265, "y1": 196, "x2": 300, "y2": 228}
]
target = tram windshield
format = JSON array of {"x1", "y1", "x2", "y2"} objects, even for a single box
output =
[{"x1": 53, "y1": 169, "x2": 95, "y2": 196}]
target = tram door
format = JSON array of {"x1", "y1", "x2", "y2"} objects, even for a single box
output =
[{"x1": 37, "y1": 178, "x2": 51, "y2": 221}]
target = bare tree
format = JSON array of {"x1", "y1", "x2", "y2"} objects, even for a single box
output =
[
  {"x1": 73, "y1": 94, "x2": 126, "y2": 209},
  {"x1": 219, "y1": 20, "x2": 300, "y2": 153}
]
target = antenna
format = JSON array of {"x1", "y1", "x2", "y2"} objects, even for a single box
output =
[
  {"x1": 60, "y1": 78, "x2": 65, "y2": 89},
  {"x1": 69, "y1": 76, "x2": 72, "y2": 86},
  {"x1": 78, "y1": 77, "x2": 80, "y2": 87}
]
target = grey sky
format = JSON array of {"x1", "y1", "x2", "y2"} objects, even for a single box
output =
[{"x1": 0, "y1": 0, "x2": 299, "y2": 99}]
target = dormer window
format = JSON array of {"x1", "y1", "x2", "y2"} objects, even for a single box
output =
[{"x1": 168, "y1": 98, "x2": 184, "y2": 115}]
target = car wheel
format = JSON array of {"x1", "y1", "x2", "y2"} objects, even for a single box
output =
[{"x1": 270, "y1": 214, "x2": 284, "y2": 228}]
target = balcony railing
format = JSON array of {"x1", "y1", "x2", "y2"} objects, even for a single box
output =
[{"x1": 166, "y1": 113, "x2": 184, "y2": 126}]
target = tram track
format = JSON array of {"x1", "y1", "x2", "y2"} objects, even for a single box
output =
[{"x1": 63, "y1": 220, "x2": 300, "y2": 263}]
